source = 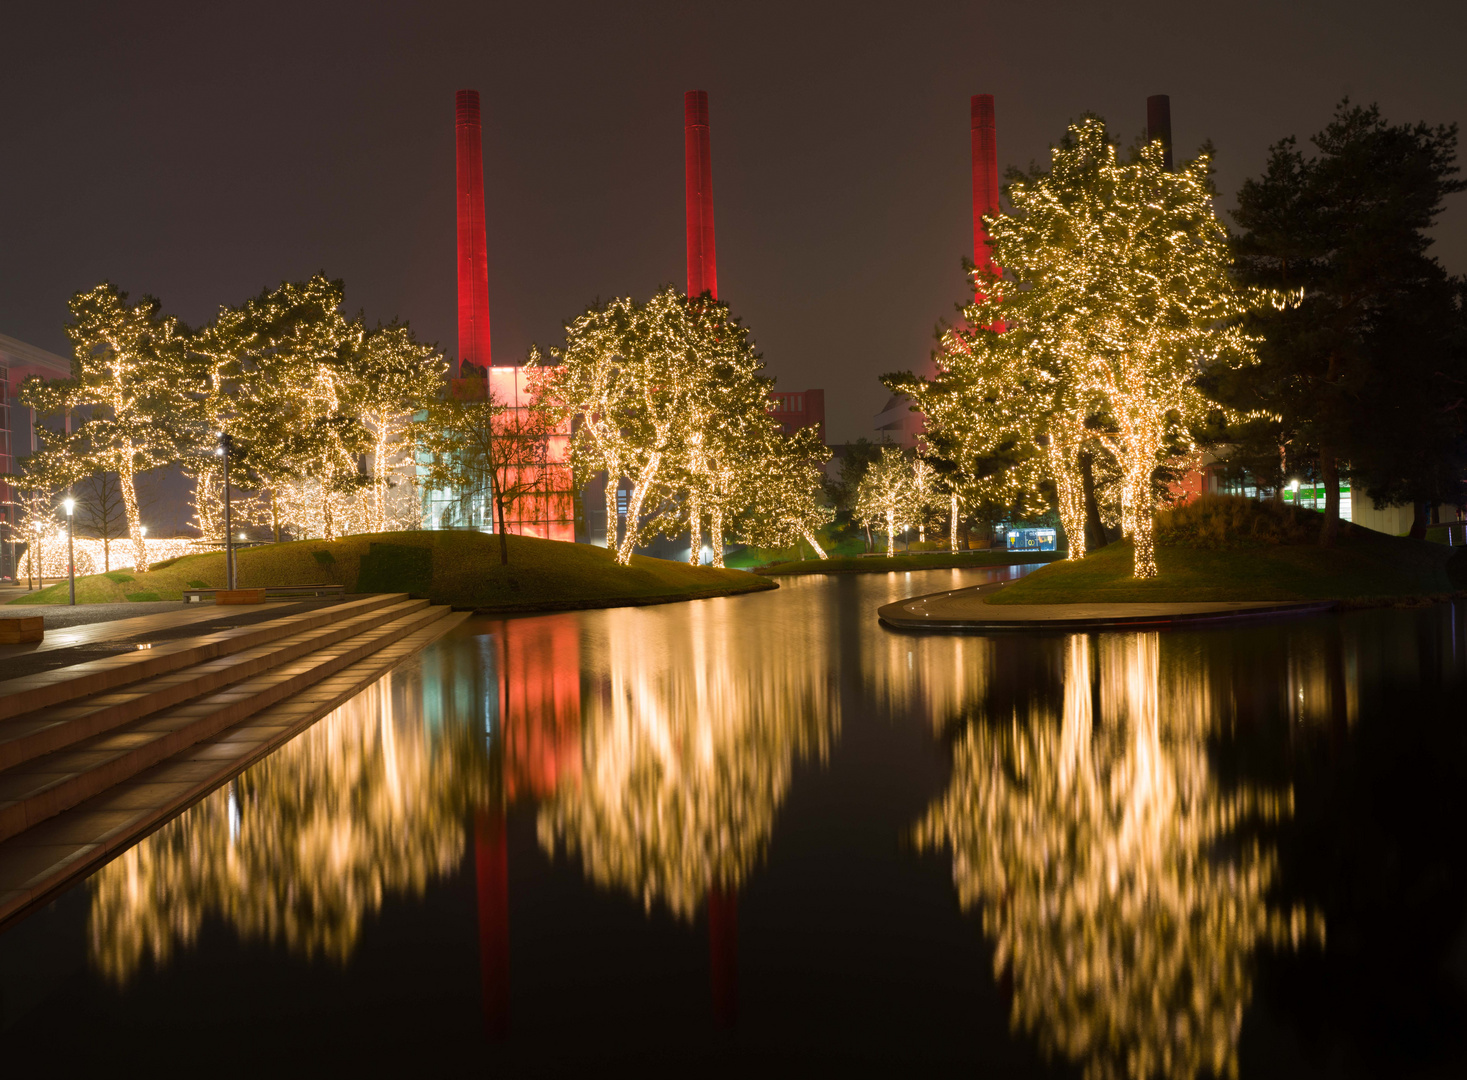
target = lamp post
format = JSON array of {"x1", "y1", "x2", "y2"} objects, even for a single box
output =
[
  {"x1": 217, "y1": 432, "x2": 236, "y2": 590},
  {"x1": 63, "y1": 497, "x2": 76, "y2": 606}
]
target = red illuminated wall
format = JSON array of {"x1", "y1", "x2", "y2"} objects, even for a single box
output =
[
  {"x1": 768, "y1": 389, "x2": 825, "y2": 443},
  {"x1": 456, "y1": 89, "x2": 492, "y2": 374},
  {"x1": 449, "y1": 368, "x2": 575, "y2": 542},
  {"x1": 684, "y1": 90, "x2": 718, "y2": 299}
]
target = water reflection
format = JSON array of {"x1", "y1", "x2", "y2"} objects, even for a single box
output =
[
  {"x1": 89, "y1": 671, "x2": 478, "y2": 983},
  {"x1": 536, "y1": 599, "x2": 840, "y2": 918},
  {"x1": 917, "y1": 632, "x2": 1327, "y2": 1080}
]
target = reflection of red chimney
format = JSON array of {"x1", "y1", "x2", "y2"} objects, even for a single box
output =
[
  {"x1": 970, "y1": 94, "x2": 999, "y2": 277},
  {"x1": 1147, "y1": 94, "x2": 1173, "y2": 171},
  {"x1": 475, "y1": 808, "x2": 510, "y2": 1039},
  {"x1": 456, "y1": 90, "x2": 492, "y2": 374},
  {"x1": 708, "y1": 887, "x2": 738, "y2": 1026},
  {"x1": 684, "y1": 91, "x2": 718, "y2": 299}
]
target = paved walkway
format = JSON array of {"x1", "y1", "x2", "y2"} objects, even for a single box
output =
[{"x1": 878, "y1": 580, "x2": 1336, "y2": 631}]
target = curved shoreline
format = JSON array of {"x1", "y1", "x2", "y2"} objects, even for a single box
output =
[{"x1": 878, "y1": 579, "x2": 1338, "y2": 632}]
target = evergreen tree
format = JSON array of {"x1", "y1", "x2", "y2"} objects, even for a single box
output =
[{"x1": 1225, "y1": 101, "x2": 1466, "y2": 542}]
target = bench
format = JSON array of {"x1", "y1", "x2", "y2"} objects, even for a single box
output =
[
  {"x1": 0, "y1": 617, "x2": 44, "y2": 644},
  {"x1": 182, "y1": 584, "x2": 346, "y2": 604}
]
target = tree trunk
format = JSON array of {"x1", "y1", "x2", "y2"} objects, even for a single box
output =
[
  {"x1": 372, "y1": 424, "x2": 389, "y2": 533},
  {"x1": 864, "y1": 521, "x2": 872, "y2": 553},
  {"x1": 1132, "y1": 508, "x2": 1157, "y2": 579},
  {"x1": 103, "y1": 537, "x2": 110, "y2": 573},
  {"x1": 710, "y1": 503, "x2": 725, "y2": 568},
  {"x1": 495, "y1": 491, "x2": 510, "y2": 565},
  {"x1": 688, "y1": 496, "x2": 702, "y2": 565},
  {"x1": 800, "y1": 526, "x2": 828, "y2": 559},
  {"x1": 950, "y1": 492, "x2": 959, "y2": 553},
  {"x1": 118, "y1": 456, "x2": 149, "y2": 574},
  {"x1": 884, "y1": 509, "x2": 895, "y2": 557},
  {"x1": 1410, "y1": 501, "x2": 1430, "y2": 540},
  {"x1": 1319, "y1": 446, "x2": 1341, "y2": 547},
  {"x1": 615, "y1": 453, "x2": 661, "y2": 565},
  {"x1": 604, "y1": 475, "x2": 619, "y2": 552},
  {"x1": 1079, "y1": 449, "x2": 1108, "y2": 551},
  {"x1": 1046, "y1": 440, "x2": 1087, "y2": 561}
]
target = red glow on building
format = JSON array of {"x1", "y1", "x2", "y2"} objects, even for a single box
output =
[
  {"x1": 768, "y1": 389, "x2": 826, "y2": 443},
  {"x1": 447, "y1": 367, "x2": 575, "y2": 542},
  {"x1": 684, "y1": 90, "x2": 718, "y2": 299},
  {"x1": 456, "y1": 89, "x2": 492, "y2": 374}
]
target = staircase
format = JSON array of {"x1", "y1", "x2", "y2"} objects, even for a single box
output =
[{"x1": 0, "y1": 595, "x2": 469, "y2": 902}]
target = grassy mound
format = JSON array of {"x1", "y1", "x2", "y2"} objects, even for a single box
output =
[
  {"x1": 989, "y1": 503, "x2": 1452, "y2": 605},
  {"x1": 8, "y1": 531, "x2": 774, "y2": 612},
  {"x1": 1155, "y1": 493, "x2": 1342, "y2": 548},
  {"x1": 756, "y1": 550, "x2": 1064, "y2": 576}
]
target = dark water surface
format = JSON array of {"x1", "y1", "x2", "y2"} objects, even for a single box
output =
[{"x1": 3, "y1": 567, "x2": 1467, "y2": 1077}]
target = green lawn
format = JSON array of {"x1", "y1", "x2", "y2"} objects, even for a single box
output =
[
  {"x1": 756, "y1": 549, "x2": 1065, "y2": 576},
  {"x1": 8, "y1": 531, "x2": 775, "y2": 612},
  {"x1": 987, "y1": 531, "x2": 1455, "y2": 605}
]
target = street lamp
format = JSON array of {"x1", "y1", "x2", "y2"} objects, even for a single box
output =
[
  {"x1": 217, "y1": 431, "x2": 236, "y2": 590},
  {"x1": 62, "y1": 497, "x2": 76, "y2": 606}
]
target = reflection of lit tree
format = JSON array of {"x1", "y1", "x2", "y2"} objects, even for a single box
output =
[
  {"x1": 537, "y1": 602, "x2": 839, "y2": 918},
  {"x1": 89, "y1": 674, "x2": 479, "y2": 983},
  {"x1": 917, "y1": 633, "x2": 1323, "y2": 1080}
]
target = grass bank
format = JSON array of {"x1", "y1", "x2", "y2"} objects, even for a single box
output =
[
  {"x1": 8, "y1": 531, "x2": 775, "y2": 613},
  {"x1": 988, "y1": 528, "x2": 1454, "y2": 605},
  {"x1": 756, "y1": 550, "x2": 1065, "y2": 576}
]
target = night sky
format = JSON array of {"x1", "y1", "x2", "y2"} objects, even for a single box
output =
[{"x1": 2, "y1": 1, "x2": 1464, "y2": 442}]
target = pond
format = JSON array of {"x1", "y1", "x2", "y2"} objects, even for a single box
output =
[{"x1": 2, "y1": 566, "x2": 1465, "y2": 1076}]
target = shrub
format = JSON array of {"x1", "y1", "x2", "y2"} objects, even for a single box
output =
[{"x1": 1156, "y1": 494, "x2": 1343, "y2": 549}]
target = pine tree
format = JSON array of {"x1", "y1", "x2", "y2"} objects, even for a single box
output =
[{"x1": 1225, "y1": 101, "x2": 1467, "y2": 542}]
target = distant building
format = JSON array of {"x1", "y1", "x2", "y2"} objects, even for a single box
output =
[
  {"x1": 768, "y1": 389, "x2": 825, "y2": 442},
  {"x1": 873, "y1": 391, "x2": 922, "y2": 448}
]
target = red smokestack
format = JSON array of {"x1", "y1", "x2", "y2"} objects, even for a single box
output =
[
  {"x1": 970, "y1": 94, "x2": 999, "y2": 277},
  {"x1": 456, "y1": 89, "x2": 492, "y2": 374},
  {"x1": 1147, "y1": 94, "x2": 1173, "y2": 171},
  {"x1": 684, "y1": 91, "x2": 717, "y2": 299}
]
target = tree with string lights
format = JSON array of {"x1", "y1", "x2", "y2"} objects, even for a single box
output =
[
  {"x1": 855, "y1": 445, "x2": 921, "y2": 557},
  {"x1": 738, "y1": 425, "x2": 834, "y2": 560},
  {"x1": 904, "y1": 117, "x2": 1261, "y2": 577},
  {"x1": 552, "y1": 287, "x2": 772, "y2": 567},
  {"x1": 19, "y1": 284, "x2": 192, "y2": 574}
]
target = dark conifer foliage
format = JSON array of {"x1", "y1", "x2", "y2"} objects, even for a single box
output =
[{"x1": 1220, "y1": 102, "x2": 1467, "y2": 543}]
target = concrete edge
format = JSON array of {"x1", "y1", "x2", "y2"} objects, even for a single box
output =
[{"x1": 877, "y1": 582, "x2": 1340, "y2": 633}]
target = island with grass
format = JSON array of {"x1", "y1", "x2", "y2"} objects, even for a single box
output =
[
  {"x1": 985, "y1": 496, "x2": 1464, "y2": 607},
  {"x1": 8, "y1": 531, "x2": 776, "y2": 613}
]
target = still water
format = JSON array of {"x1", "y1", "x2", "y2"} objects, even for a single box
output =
[{"x1": 3, "y1": 567, "x2": 1466, "y2": 1076}]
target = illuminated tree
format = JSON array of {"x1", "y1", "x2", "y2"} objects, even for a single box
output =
[
  {"x1": 553, "y1": 297, "x2": 637, "y2": 553},
  {"x1": 738, "y1": 425, "x2": 833, "y2": 559},
  {"x1": 553, "y1": 288, "x2": 772, "y2": 566},
  {"x1": 901, "y1": 118, "x2": 1260, "y2": 577},
  {"x1": 854, "y1": 445, "x2": 920, "y2": 556},
  {"x1": 345, "y1": 321, "x2": 447, "y2": 533},
  {"x1": 20, "y1": 284, "x2": 191, "y2": 573}
]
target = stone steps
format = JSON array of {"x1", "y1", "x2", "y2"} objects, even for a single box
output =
[
  {"x1": 0, "y1": 593, "x2": 409, "y2": 722},
  {"x1": 0, "y1": 597, "x2": 430, "y2": 772},
  {"x1": 0, "y1": 599, "x2": 454, "y2": 846},
  {"x1": 0, "y1": 608, "x2": 472, "y2": 927}
]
